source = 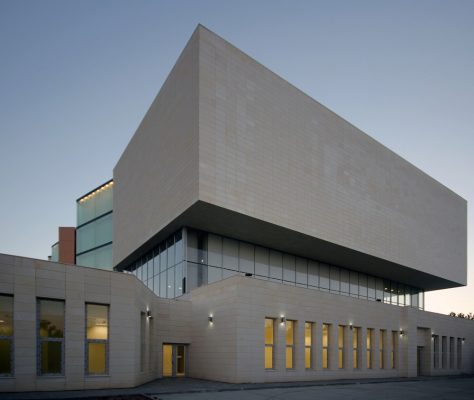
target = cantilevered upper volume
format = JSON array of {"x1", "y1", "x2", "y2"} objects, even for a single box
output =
[{"x1": 113, "y1": 24, "x2": 467, "y2": 290}]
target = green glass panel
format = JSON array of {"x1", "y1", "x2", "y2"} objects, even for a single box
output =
[
  {"x1": 77, "y1": 183, "x2": 113, "y2": 226},
  {"x1": 41, "y1": 341, "x2": 62, "y2": 374},
  {"x1": 76, "y1": 213, "x2": 113, "y2": 254},
  {"x1": 76, "y1": 244, "x2": 113, "y2": 269}
]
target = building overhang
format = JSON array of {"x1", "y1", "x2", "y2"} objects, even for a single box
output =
[{"x1": 114, "y1": 200, "x2": 463, "y2": 291}]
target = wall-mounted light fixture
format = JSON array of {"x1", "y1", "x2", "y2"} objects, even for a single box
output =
[
  {"x1": 399, "y1": 329, "x2": 405, "y2": 337},
  {"x1": 280, "y1": 316, "x2": 286, "y2": 325},
  {"x1": 208, "y1": 315, "x2": 213, "y2": 324},
  {"x1": 349, "y1": 323, "x2": 353, "y2": 330},
  {"x1": 431, "y1": 333, "x2": 436, "y2": 339},
  {"x1": 462, "y1": 337, "x2": 465, "y2": 343},
  {"x1": 146, "y1": 310, "x2": 152, "y2": 319}
]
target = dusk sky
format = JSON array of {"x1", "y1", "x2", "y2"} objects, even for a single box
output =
[{"x1": 0, "y1": 0, "x2": 473, "y2": 315}]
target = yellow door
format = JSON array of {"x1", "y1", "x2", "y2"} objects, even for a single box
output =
[{"x1": 162, "y1": 344, "x2": 173, "y2": 377}]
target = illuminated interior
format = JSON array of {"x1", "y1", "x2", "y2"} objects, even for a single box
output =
[
  {"x1": 322, "y1": 324, "x2": 329, "y2": 369},
  {"x1": 304, "y1": 322, "x2": 312, "y2": 369},
  {"x1": 353, "y1": 327, "x2": 359, "y2": 368},
  {"x1": 338, "y1": 326, "x2": 344, "y2": 368},
  {"x1": 264, "y1": 318, "x2": 274, "y2": 369}
]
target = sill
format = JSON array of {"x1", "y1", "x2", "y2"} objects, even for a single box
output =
[
  {"x1": 0, "y1": 375, "x2": 14, "y2": 379},
  {"x1": 37, "y1": 375, "x2": 65, "y2": 379},
  {"x1": 264, "y1": 369, "x2": 276, "y2": 372},
  {"x1": 85, "y1": 374, "x2": 110, "y2": 378}
]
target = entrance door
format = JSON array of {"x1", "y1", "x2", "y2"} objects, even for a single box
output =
[{"x1": 162, "y1": 344, "x2": 187, "y2": 377}]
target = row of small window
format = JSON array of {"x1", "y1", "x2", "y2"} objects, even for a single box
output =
[
  {"x1": 0, "y1": 295, "x2": 109, "y2": 376},
  {"x1": 264, "y1": 318, "x2": 398, "y2": 370},
  {"x1": 187, "y1": 230, "x2": 425, "y2": 309},
  {"x1": 127, "y1": 231, "x2": 184, "y2": 282},
  {"x1": 432, "y1": 335, "x2": 463, "y2": 370}
]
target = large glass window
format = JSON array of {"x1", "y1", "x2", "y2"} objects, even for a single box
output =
[
  {"x1": 127, "y1": 228, "x2": 427, "y2": 310},
  {"x1": 282, "y1": 254, "x2": 295, "y2": 284},
  {"x1": 239, "y1": 242, "x2": 255, "y2": 275},
  {"x1": 285, "y1": 320, "x2": 295, "y2": 369},
  {"x1": 76, "y1": 213, "x2": 113, "y2": 254},
  {"x1": 322, "y1": 324, "x2": 329, "y2": 369},
  {"x1": 305, "y1": 322, "x2": 313, "y2": 369},
  {"x1": 269, "y1": 250, "x2": 283, "y2": 282},
  {"x1": 38, "y1": 299, "x2": 64, "y2": 375},
  {"x1": 319, "y1": 264, "x2": 330, "y2": 291},
  {"x1": 338, "y1": 325, "x2": 345, "y2": 368},
  {"x1": 366, "y1": 328, "x2": 373, "y2": 369},
  {"x1": 296, "y1": 258, "x2": 307, "y2": 287},
  {"x1": 308, "y1": 260, "x2": 319, "y2": 288},
  {"x1": 264, "y1": 318, "x2": 274, "y2": 369},
  {"x1": 255, "y1": 247, "x2": 269, "y2": 279},
  {"x1": 77, "y1": 181, "x2": 113, "y2": 226},
  {"x1": 340, "y1": 269, "x2": 349, "y2": 295},
  {"x1": 0, "y1": 295, "x2": 13, "y2": 376},
  {"x1": 330, "y1": 266, "x2": 340, "y2": 293},
  {"x1": 86, "y1": 304, "x2": 109, "y2": 375},
  {"x1": 350, "y1": 271, "x2": 358, "y2": 298},
  {"x1": 353, "y1": 327, "x2": 359, "y2": 369}
]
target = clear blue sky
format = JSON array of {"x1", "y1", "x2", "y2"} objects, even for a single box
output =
[{"x1": 0, "y1": 0, "x2": 473, "y2": 314}]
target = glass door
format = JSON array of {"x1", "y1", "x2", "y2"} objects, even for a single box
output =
[
  {"x1": 162, "y1": 344, "x2": 187, "y2": 377},
  {"x1": 176, "y1": 345, "x2": 186, "y2": 376}
]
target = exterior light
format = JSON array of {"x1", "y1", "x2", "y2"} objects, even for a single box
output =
[
  {"x1": 280, "y1": 316, "x2": 286, "y2": 325},
  {"x1": 431, "y1": 333, "x2": 436, "y2": 339},
  {"x1": 399, "y1": 329, "x2": 405, "y2": 337},
  {"x1": 208, "y1": 315, "x2": 213, "y2": 324},
  {"x1": 462, "y1": 338, "x2": 465, "y2": 343},
  {"x1": 349, "y1": 323, "x2": 353, "y2": 330},
  {"x1": 146, "y1": 310, "x2": 152, "y2": 319}
]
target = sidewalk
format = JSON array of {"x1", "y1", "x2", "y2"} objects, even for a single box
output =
[{"x1": 1, "y1": 374, "x2": 473, "y2": 400}]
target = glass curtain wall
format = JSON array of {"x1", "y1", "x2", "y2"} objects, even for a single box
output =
[
  {"x1": 185, "y1": 229, "x2": 424, "y2": 307},
  {"x1": 126, "y1": 227, "x2": 425, "y2": 308},
  {"x1": 76, "y1": 180, "x2": 113, "y2": 269}
]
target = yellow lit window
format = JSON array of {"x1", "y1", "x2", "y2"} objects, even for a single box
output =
[
  {"x1": 264, "y1": 318, "x2": 274, "y2": 369},
  {"x1": 353, "y1": 327, "x2": 359, "y2": 369},
  {"x1": 338, "y1": 325, "x2": 345, "y2": 369},
  {"x1": 322, "y1": 324, "x2": 329, "y2": 369},
  {"x1": 286, "y1": 320, "x2": 294, "y2": 369},
  {"x1": 305, "y1": 322, "x2": 312, "y2": 369},
  {"x1": 86, "y1": 304, "x2": 109, "y2": 375}
]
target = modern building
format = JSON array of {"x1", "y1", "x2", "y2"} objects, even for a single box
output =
[
  {"x1": 48, "y1": 180, "x2": 114, "y2": 270},
  {"x1": 0, "y1": 25, "x2": 472, "y2": 393},
  {"x1": 75, "y1": 179, "x2": 114, "y2": 269}
]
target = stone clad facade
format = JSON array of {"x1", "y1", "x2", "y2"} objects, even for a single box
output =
[{"x1": 0, "y1": 25, "x2": 471, "y2": 392}]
